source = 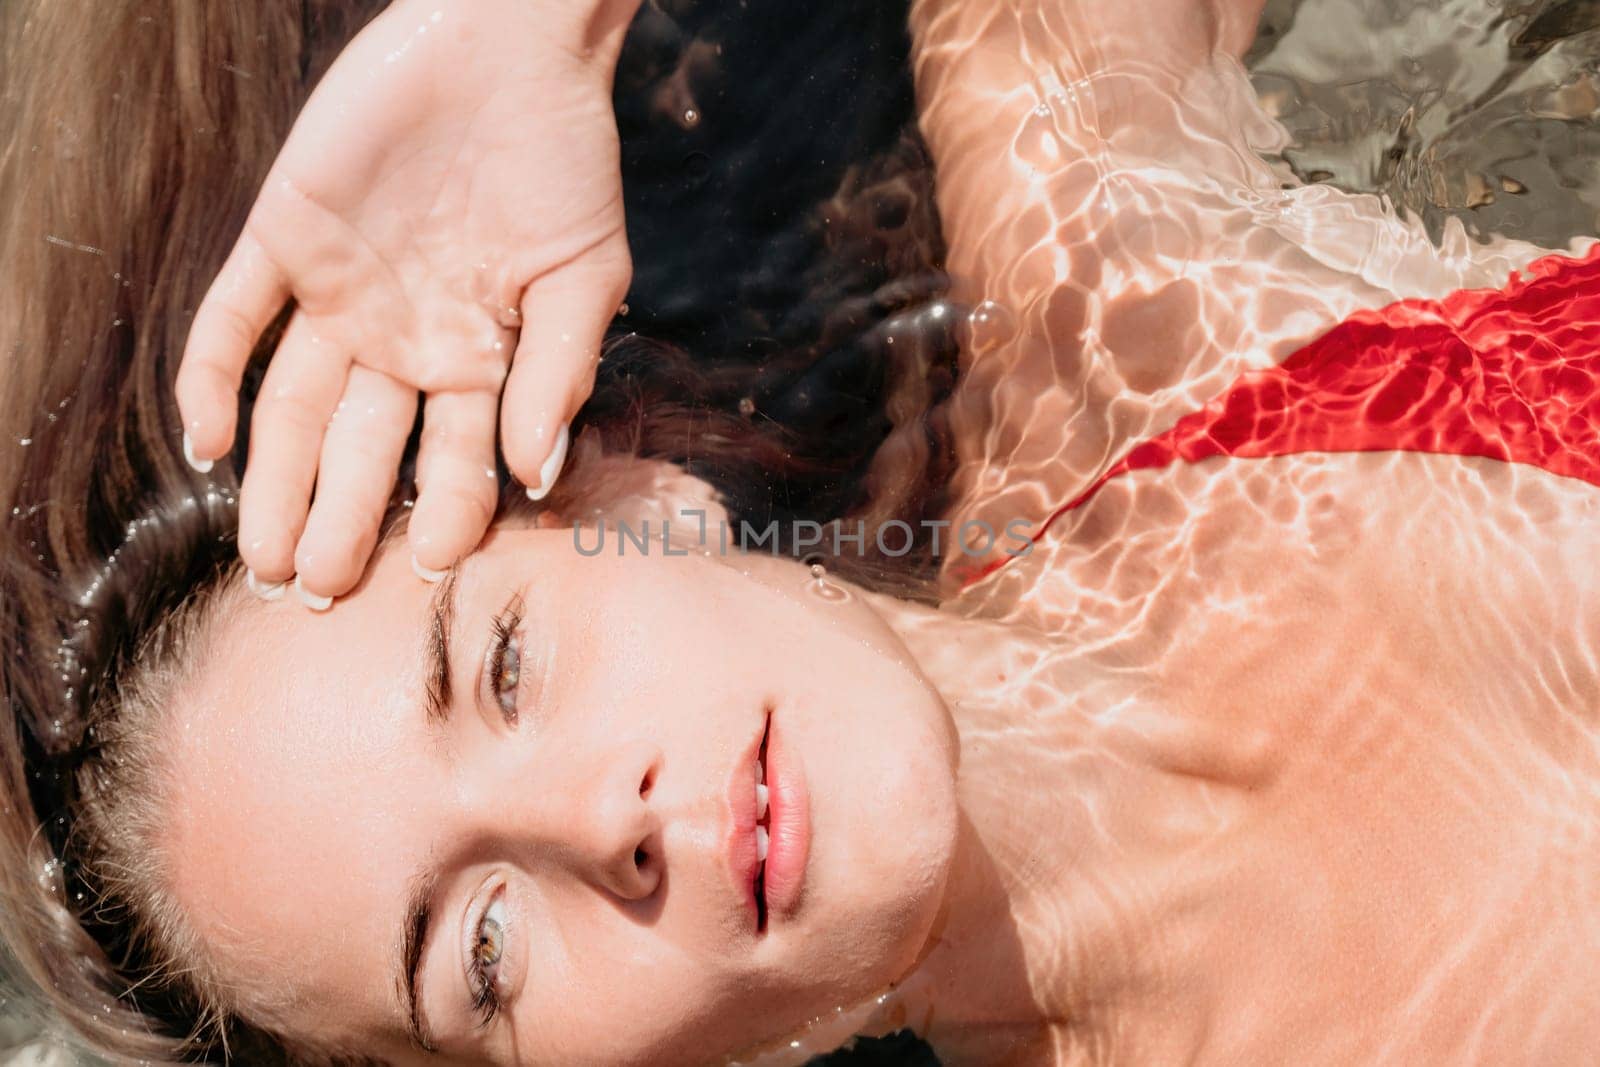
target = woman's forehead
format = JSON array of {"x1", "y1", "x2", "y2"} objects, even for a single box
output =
[{"x1": 161, "y1": 556, "x2": 439, "y2": 1034}]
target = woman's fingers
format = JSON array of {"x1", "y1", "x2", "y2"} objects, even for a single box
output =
[
  {"x1": 500, "y1": 249, "x2": 632, "y2": 500},
  {"x1": 409, "y1": 390, "x2": 501, "y2": 577},
  {"x1": 175, "y1": 231, "x2": 290, "y2": 468},
  {"x1": 238, "y1": 314, "x2": 350, "y2": 590},
  {"x1": 292, "y1": 367, "x2": 417, "y2": 601}
]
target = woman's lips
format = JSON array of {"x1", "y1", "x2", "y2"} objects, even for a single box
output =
[
  {"x1": 724, "y1": 717, "x2": 766, "y2": 931},
  {"x1": 758, "y1": 713, "x2": 810, "y2": 922},
  {"x1": 723, "y1": 710, "x2": 810, "y2": 933}
]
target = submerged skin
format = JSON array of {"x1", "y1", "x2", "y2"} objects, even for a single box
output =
[
  {"x1": 156, "y1": 0, "x2": 1600, "y2": 1064},
  {"x1": 892, "y1": 451, "x2": 1600, "y2": 1065},
  {"x1": 897, "y1": 0, "x2": 1600, "y2": 1061}
]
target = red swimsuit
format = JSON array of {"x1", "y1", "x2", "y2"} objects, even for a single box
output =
[{"x1": 964, "y1": 242, "x2": 1600, "y2": 589}]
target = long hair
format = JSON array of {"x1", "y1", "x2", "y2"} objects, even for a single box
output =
[{"x1": 0, "y1": 1, "x2": 954, "y2": 1062}]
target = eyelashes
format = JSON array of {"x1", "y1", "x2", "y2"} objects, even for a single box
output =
[
  {"x1": 468, "y1": 892, "x2": 508, "y2": 1028},
  {"x1": 487, "y1": 594, "x2": 527, "y2": 726}
]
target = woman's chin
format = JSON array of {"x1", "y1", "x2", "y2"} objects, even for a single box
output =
[{"x1": 804, "y1": 742, "x2": 959, "y2": 994}]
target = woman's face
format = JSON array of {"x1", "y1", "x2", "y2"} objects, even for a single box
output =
[{"x1": 160, "y1": 522, "x2": 961, "y2": 1065}]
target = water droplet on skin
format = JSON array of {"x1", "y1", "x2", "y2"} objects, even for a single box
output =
[
  {"x1": 804, "y1": 560, "x2": 851, "y2": 602},
  {"x1": 18, "y1": 437, "x2": 31, "y2": 446},
  {"x1": 683, "y1": 108, "x2": 701, "y2": 128},
  {"x1": 617, "y1": 302, "x2": 630, "y2": 316}
]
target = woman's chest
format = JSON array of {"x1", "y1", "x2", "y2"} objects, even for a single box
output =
[{"x1": 959, "y1": 449, "x2": 1600, "y2": 1062}]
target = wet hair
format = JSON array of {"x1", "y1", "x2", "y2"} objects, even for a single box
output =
[{"x1": 0, "y1": 0, "x2": 953, "y2": 1062}]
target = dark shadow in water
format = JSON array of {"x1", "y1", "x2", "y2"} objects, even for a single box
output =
[{"x1": 605, "y1": 0, "x2": 959, "y2": 559}]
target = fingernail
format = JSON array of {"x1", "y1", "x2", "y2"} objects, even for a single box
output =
[
  {"x1": 246, "y1": 569, "x2": 287, "y2": 601},
  {"x1": 182, "y1": 432, "x2": 214, "y2": 474},
  {"x1": 525, "y1": 423, "x2": 570, "y2": 502},
  {"x1": 294, "y1": 575, "x2": 333, "y2": 612},
  {"x1": 412, "y1": 554, "x2": 449, "y2": 583}
]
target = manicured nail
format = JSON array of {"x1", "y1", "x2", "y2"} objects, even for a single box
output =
[
  {"x1": 246, "y1": 569, "x2": 286, "y2": 601},
  {"x1": 182, "y1": 432, "x2": 214, "y2": 474},
  {"x1": 412, "y1": 554, "x2": 449, "y2": 583},
  {"x1": 294, "y1": 575, "x2": 333, "y2": 612},
  {"x1": 525, "y1": 423, "x2": 570, "y2": 502}
]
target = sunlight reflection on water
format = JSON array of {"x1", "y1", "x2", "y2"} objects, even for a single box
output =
[{"x1": 1248, "y1": 0, "x2": 1600, "y2": 248}]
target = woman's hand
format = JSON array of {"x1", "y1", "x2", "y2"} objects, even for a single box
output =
[{"x1": 176, "y1": 0, "x2": 638, "y2": 605}]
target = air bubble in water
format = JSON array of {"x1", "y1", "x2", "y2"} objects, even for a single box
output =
[{"x1": 965, "y1": 300, "x2": 1019, "y2": 354}]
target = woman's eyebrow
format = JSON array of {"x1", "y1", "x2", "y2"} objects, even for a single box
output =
[
  {"x1": 399, "y1": 867, "x2": 443, "y2": 1053},
  {"x1": 422, "y1": 569, "x2": 461, "y2": 728}
]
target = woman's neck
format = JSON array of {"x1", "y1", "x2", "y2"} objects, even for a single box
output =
[{"x1": 863, "y1": 593, "x2": 1181, "y2": 1059}]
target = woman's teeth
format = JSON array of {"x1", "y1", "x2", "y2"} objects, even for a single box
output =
[{"x1": 755, "y1": 758, "x2": 770, "y2": 865}]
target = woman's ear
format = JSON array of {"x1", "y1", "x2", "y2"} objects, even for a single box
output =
[{"x1": 539, "y1": 425, "x2": 731, "y2": 536}]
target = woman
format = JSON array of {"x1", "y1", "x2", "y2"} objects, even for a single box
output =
[{"x1": 6, "y1": 2, "x2": 1600, "y2": 1067}]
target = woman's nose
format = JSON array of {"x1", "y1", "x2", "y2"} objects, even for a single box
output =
[{"x1": 540, "y1": 738, "x2": 664, "y2": 900}]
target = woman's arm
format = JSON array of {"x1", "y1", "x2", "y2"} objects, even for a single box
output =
[{"x1": 910, "y1": 0, "x2": 1556, "y2": 557}]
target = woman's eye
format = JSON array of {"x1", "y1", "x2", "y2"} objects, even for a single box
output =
[
  {"x1": 467, "y1": 893, "x2": 508, "y2": 1025},
  {"x1": 475, "y1": 896, "x2": 507, "y2": 978},
  {"x1": 493, "y1": 639, "x2": 521, "y2": 720},
  {"x1": 487, "y1": 595, "x2": 527, "y2": 726}
]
